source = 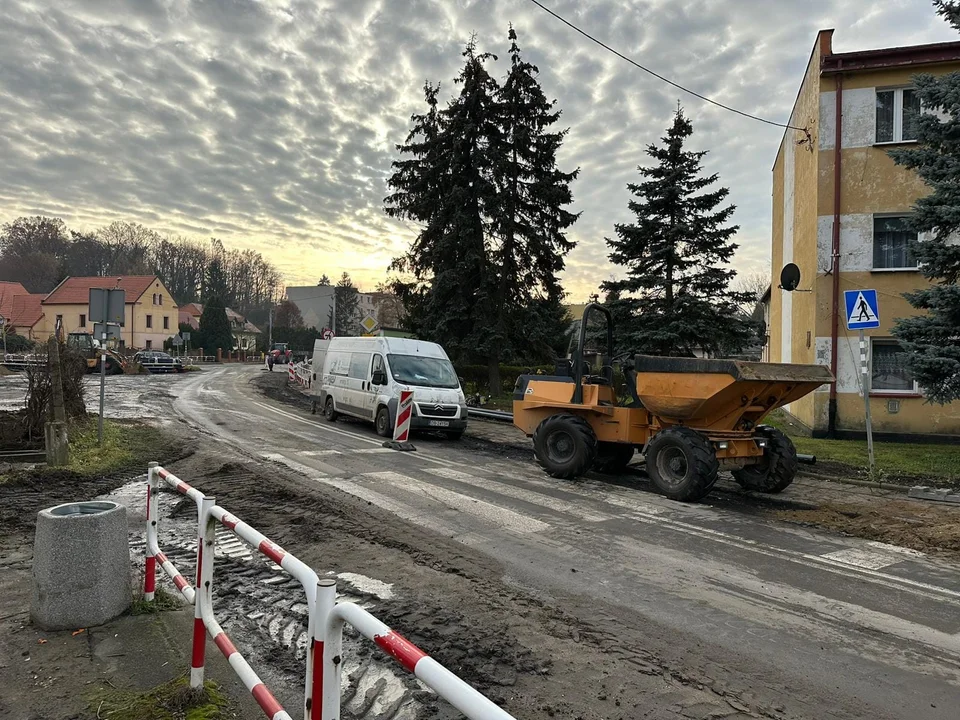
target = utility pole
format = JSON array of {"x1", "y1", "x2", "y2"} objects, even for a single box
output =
[{"x1": 268, "y1": 307, "x2": 273, "y2": 350}]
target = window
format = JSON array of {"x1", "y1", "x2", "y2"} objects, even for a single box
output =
[
  {"x1": 152, "y1": 293, "x2": 157, "y2": 305},
  {"x1": 876, "y1": 88, "x2": 920, "y2": 143},
  {"x1": 145, "y1": 339, "x2": 153, "y2": 349},
  {"x1": 159, "y1": 294, "x2": 163, "y2": 305},
  {"x1": 79, "y1": 314, "x2": 86, "y2": 328},
  {"x1": 348, "y1": 352, "x2": 370, "y2": 379},
  {"x1": 873, "y1": 216, "x2": 918, "y2": 270},
  {"x1": 163, "y1": 316, "x2": 169, "y2": 330},
  {"x1": 871, "y1": 340, "x2": 918, "y2": 394},
  {"x1": 146, "y1": 314, "x2": 153, "y2": 329}
]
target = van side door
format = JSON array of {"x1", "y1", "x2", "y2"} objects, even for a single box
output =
[
  {"x1": 345, "y1": 352, "x2": 373, "y2": 419},
  {"x1": 364, "y1": 353, "x2": 387, "y2": 417}
]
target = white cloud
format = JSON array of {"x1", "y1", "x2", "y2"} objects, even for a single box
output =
[{"x1": 0, "y1": 0, "x2": 956, "y2": 297}]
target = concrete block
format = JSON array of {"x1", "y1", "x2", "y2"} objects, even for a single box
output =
[
  {"x1": 44, "y1": 421, "x2": 69, "y2": 467},
  {"x1": 31, "y1": 500, "x2": 131, "y2": 630},
  {"x1": 908, "y1": 486, "x2": 960, "y2": 504}
]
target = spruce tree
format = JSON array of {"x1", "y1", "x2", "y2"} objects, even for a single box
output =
[
  {"x1": 888, "y1": 0, "x2": 960, "y2": 403},
  {"x1": 386, "y1": 41, "x2": 499, "y2": 361},
  {"x1": 602, "y1": 107, "x2": 755, "y2": 357},
  {"x1": 486, "y1": 27, "x2": 579, "y2": 387},
  {"x1": 334, "y1": 272, "x2": 361, "y2": 336},
  {"x1": 199, "y1": 297, "x2": 234, "y2": 353}
]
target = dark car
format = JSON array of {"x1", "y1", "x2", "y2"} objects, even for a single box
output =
[{"x1": 134, "y1": 350, "x2": 184, "y2": 373}]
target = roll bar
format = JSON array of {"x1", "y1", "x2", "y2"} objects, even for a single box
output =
[{"x1": 571, "y1": 303, "x2": 614, "y2": 404}]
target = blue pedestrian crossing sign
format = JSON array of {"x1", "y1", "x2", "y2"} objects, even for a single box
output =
[{"x1": 844, "y1": 289, "x2": 880, "y2": 330}]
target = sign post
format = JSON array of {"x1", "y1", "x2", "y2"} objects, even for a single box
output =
[
  {"x1": 844, "y1": 289, "x2": 881, "y2": 472},
  {"x1": 0, "y1": 314, "x2": 6, "y2": 358},
  {"x1": 89, "y1": 288, "x2": 125, "y2": 446}
]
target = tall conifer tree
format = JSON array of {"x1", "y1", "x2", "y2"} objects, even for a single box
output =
[{"x1": 603, "y1": 108, "x2": 754, "y2": 357}]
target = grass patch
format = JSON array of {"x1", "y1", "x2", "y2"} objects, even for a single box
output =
[
  {"x1": 766, "y1": 410, "x2": 960, "y2": 484},
  {"x1": 64, "y1": 418, "x2": 165, "y2": 478},
  {"x1": 130, "y1": 587, "x2": 183, "y2": 615},
  {"x1": 89, "y1": 675, "x2": 230, "y2": 720}
]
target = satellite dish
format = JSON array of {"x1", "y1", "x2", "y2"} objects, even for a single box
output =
[{"x1": 779, "y1": 263, "x2": 801, "y2": 292}]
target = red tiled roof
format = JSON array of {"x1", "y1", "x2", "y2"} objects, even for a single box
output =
[
  {"x1": 43, "y1": 276, "x2": 159, "y2": 305},
  {"x1": 0, "y1": 281, "x2": 29, "y2": 318},
  {"x1": 180, "y1": 302, "x2": 203, "y2": 317},
  {"x1": 179, "y1": 310, "x2": 200, "y2": 330},
  {"x1": 9, "y1": 294, "x2": 44, "y2": 328}
]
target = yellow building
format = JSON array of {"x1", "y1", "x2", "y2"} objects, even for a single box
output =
[
  {"x1": 770, "y1": 29, "x2": 960, "y2": 439},
  {"x1": 39, "y1": 276, "x2": 179, "y2": 350}
]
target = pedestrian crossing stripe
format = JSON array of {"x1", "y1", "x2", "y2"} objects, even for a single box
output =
[{"x1": 844, "y1": 289, "x2": 880, "y2": 330}]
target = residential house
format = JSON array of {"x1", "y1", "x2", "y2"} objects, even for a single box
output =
[
  {"x1": 0, "y1": 281, "x2": 45, "y2": 341},
  {"x1": 770, "y1": 29, "x2": 960, "y2": 438},
  {"x1": 179, "y1": 303, "x2": 261, "y2": 351},
  {"x1": 39, "y1": 276, "x2": 178, "y2": 350}
]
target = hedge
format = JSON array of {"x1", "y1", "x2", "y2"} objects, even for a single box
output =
[{"x1": 455, "y1": 364, "x2": 556, "y2": 395}]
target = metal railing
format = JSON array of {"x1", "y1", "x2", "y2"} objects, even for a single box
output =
[{"x1": 144, "y1": 462, "x2": 518, "y2": 720}]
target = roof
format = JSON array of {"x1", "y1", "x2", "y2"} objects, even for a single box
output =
[
  {"x1": 179, "y1": 303, "x2": 259, "y2": 334},
  {"x1": 822, "y1": 38, "x2": 960, "y2": 74},
  {"x1": 9, "y1": 294, "x2": 44, "y2": 328},
  {"x1": 0, "y1": 281, "x2": 29, "y2": 319},
  {"x1": 43, "y1": 276, "x2": 159, "y2": 305}
]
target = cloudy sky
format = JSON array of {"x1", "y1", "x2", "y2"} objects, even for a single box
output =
[{"x1": 0, "y1": 0, "x2": 955, "y2": 300}]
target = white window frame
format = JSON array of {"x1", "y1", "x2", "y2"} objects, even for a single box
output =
[
  {"x1": 871, "y1": 213, "x2": 920, "y2": 272},
  {"x1": 869, "y1": 338, "x2": 920, "y2": 395},
  {"x1": 875, "y1": 87, "x2": 919, "y2": 145}
]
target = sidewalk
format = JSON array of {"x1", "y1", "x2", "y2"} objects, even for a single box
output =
[{"x1": 0, "y1": 548, "x2": 262, "y2": 720}]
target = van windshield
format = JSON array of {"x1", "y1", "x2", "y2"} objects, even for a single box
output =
[{"x1": 386, "y1": 354, "x2": 459, "y2": 389}]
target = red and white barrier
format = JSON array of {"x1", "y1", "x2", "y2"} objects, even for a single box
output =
[
  {"x1": 144, "y1": 463, "x2": 517, "y2": 720},
  {"x1": 288, "y1": 362, "x2": 295, "y2": 382},
  {"x1": 321, "y1": 602, "x2": 514, "y2": 720},
  {"x1": 393, "y1": 390, "x2": 413, "y2": 443}
]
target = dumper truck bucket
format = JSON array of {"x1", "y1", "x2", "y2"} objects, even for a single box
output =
[{"x1": 633, "y1": 356, "x2": 834, "y2": 431}]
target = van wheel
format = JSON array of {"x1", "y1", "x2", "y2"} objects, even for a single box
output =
[
  {"x1": 645, "y1": 427, "x2": 717, "y2": 502},
  {"x1": 323, "y1": 397, "x2": 338, "y2": 422},
  {"x1": 443, "y1": 430, "x2": 464, "y2": 441},
  {"x1": 375, "y1": 406, "x2": 392, "y2": 437},
  {"x1": 533, "y1": 414, "x2": 597, "y2": 479}
]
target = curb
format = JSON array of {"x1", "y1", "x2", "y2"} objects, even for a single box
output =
[{"x1": 796, "y1": 470, "x2": 914, "y2": 494}]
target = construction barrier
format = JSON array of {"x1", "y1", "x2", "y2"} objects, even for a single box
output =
[
  {"x1": 393, "y1": 390, "x2": 413, "y2": 443},
  {"x1": 143, "y1": 463, "x2": 516, "y2": 720}
]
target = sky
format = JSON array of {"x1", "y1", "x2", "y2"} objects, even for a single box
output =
[{"x1": 0, "y1": 0, "x2": 955, "y2": 301}]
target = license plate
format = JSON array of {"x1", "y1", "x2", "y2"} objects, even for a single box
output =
[{"x1": 428, "y1": 420, "x2": 450, "y2": 428}]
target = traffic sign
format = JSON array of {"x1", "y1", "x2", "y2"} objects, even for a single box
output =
[
  {"x1": 321, "y1": 328, "x2": 334, "y2": 340},
  {"x1": 360, "y1": 315, "x2": 378, "y2": 333},
  {"x1": 171, "y1": 335, "x2": 184, "y2": 347},
  {"x1": 844, "y1": 289, "x2": 880, "y2": 330},
  {"x1": 89, "y1": 288, "x2": 126, "y2": 326},
  {"x1": 182, "y1": 331, "x2": 191, "y2": 342}
]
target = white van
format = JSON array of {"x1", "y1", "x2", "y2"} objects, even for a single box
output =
[{"x1": 311, "y1": 336, "x2": 468, "y2": 439}]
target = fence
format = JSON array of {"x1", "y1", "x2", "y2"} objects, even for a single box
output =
[
  {"x1": 144, "y1": 462, "x2": 515, "y2": 720},
  {"x1": 290, "y1": 360, "x2": 312, "y2": 389}
]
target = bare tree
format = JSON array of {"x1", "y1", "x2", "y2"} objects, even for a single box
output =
[{"x1": 732, "y1": 271, "x2": 770, "y2": 315}]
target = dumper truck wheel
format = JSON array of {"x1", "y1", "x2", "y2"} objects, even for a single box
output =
[
  {"x1": 533, "y1": 414, "x2": 597, "y2": 479},
  {"x1": 645, "y1": 427, "x2": 718, "y2": 502},
  {"x1": 732, "y1": 426, "x2": 797, "y2": 494},
  {"x1": 593, "y1": 442, "x2": 635, "y2": 474}
]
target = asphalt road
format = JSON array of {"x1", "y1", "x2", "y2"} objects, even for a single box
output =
[{"x1": 171, "y1": 364, "x2": 960, "y2": 719}]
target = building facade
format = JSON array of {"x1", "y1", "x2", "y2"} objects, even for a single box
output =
[
  {"x1": 39, "y1": 276, "x2": 179, "y2": 350},
  {"x1": 179, "y1": 303, "x2": 261, "y2": 351},
  {"x1": 770, "y1": 30, "x2": 960, "y2": 438}
]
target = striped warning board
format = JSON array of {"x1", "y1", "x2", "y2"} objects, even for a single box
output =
[{"x1": 393, "y1": 391, "x2": 413, "y2": 443}]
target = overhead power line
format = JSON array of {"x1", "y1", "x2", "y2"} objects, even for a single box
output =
[{"x1": 523, "y1": 0, "x2": 810, "y2": 134}]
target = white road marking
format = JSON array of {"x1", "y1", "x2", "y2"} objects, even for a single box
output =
[
  {"x1": 319, "y1": 477, "x2": 461, "y2": 537},
  {"x1": 866, "y1": 541, "x2": 925, "y2": 558},
  {"x1": 363, "y1": 471, "x2": 549, "y2": 535},
  {"x1": 260, "y1": 452, "x2": 327, "y2": 478},
  {"x1": 351, "y1": 447, "x2": 395, "y2": 454},
  {"x1": 423, "y1": 467, "x2": 614, "y2": 523},
  {"x1": 820, "y1": 549, "x2": 903, "y2": 571},
  {"x1": 301, "y1": 450, "x2": 343, "y2": 457}
]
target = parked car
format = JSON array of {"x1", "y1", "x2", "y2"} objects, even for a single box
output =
[
  {"x1": 310, "y1": 336, "x2": 467, "y2": 440},
  {"x1": 134, "y1": 350, "x2": 184, "y2": 373}
]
